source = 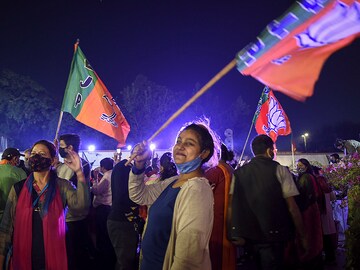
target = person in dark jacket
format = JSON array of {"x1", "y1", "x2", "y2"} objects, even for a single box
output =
[
  {"x1": 107, "y1": 159, "x2": 142, "y2": 270},
  {"x1": 229, "y1": 134, "x2": 306, "y2": 270}
]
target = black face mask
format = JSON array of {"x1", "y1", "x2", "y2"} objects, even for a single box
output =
[
  {"x1": 58, "y1": 147, "x2": 67, "y2": 158},
  {"x1": 28, "y1": 154, "x2": 52, "y2": 172}
]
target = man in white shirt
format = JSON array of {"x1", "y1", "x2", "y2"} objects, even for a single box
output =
[
  {"x1": 334, "y1": 139, "x2": 360, "y2": 155},
  {"x1": 229, "y1": 135, "x2": 306, "y2": 269}
]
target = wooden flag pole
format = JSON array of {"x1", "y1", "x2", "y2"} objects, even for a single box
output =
[
  {"x1": 54, "y1": 41, "x2": 78, "y2": 143},
  {"x1": 148, "y1": 59, "x2": 236, "y2": 142},
  {"x1": 125, "y1": 58, "x2": 236, "y2": 166},
  {"x1": 54, "y1": 111, "x2": 64, "y2": 141},
  {"x1": 291, "y1": 134, "x2": 295, "y2": 170},
  {"x1": 235, "y1": 120, "x2": 254, "y2": 169}
]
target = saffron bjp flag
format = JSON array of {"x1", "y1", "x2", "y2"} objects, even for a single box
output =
[
  {"x1": 237, "y1": 0, "x2": 360, "y2": 101},
  {"x1": 61, "y1": 43, "x2": 130, "y2": 146},
  {"x1": 253, "y1": 87, "x2": 291, "y2": 142}
]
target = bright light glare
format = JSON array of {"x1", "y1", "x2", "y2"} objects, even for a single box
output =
[
  {"x1": 116, "y1": 148, "x2": 121, "y2": 154},
  {"x1": 127, "y1": 145, "x2": 132, "y2": 151},
  {"x1": 301, "y1": 133, "x2": 309, "y2": 138},
  {"x1": 88, "y1": 145, "x2": 96, "y2": 152},
  {"x1": 150, "y1": 143, "x2": 156, "y2": 151}
]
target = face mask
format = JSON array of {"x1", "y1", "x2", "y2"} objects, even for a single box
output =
[
  {"x1": 297, "y1": 167, "x2": 306, "y2": 174},
  {"x1": 29, "y1": 154, "x2": 52, "y2": 172},
  {"x1": 175, "y1": 156, "x2": 203, "y2": 174},
  {"x1": 58, "y1": 147, "x2": 67, "y2": 158}
]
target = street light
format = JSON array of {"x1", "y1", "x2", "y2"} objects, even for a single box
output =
[
  {"x1": 88, "y1": 145, "x2": 96, "y2": 152},
  {"x1": 150, "y1": 143, "x2": 156, "y2": 159},
  {"x1": 301, "y1": 133, "x2": 309, "y2": 152}
]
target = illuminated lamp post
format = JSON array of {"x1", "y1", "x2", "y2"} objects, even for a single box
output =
[
  {"x1": 88, "y1": 145, "x2": 96, "y2": 152},
  {"x1": 150, "y1": 143, "x2": 156, "y2": 159},
  {"x1": 301, "y1": 133, "x2": 309, "y2": 152}
]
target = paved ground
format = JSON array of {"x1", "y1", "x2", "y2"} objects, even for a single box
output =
[
  {"x1": 236, "y1": 233, "x2": 347, "y2": 270},
  {"x1": 326, "y1": 233, "x2": 346, "y2": 270}
]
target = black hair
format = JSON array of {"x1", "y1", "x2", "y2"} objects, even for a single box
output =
[
  {"x1": 228, "y1": 150, "x2": 234, "y2": 161},
  {"x1": 159, "y1": 152, "x2": 178, "y2": 180},
  {"x1": 297, "y1": 158, "x2": 314, "y2": 174},
  {"x1": 312, "y1": 166, "x2": 321, "y2": 175},
  {"x1": 59, "y1": 134, "x2": 81, "y2": 153},
  {"x1": 334, "y1": 138, "x2": 345, "y2": 149},
  {"x1": 100, "y1": 157, "x2": 114, "y2": 171},
  {"x1": 251, "y1": 135, "x2": 274, "y2": 156},
  {"x1": 220, "y1": 143, "x2": 232, "y2": 161},
  {"x1": 32, "y1": 140, "x2": 57, "y2": 158},
  {"x1": 182, "y1": 123, "x2": 214, "y2": 164},
  {"x1": 176, "y1": 117, "x2": 220, "y2": 167}
]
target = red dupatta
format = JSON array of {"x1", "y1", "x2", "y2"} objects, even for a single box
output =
[{"x1": 12, "y1": 174, "x2": 67, "y2": 270}]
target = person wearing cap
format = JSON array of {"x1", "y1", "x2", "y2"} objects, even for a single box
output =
[
  {"x1": 0, "y1": 148, "x2": 27, "y2": 222},
  {"x1": 0, "y1": 148, "x2": 23, "y2": 167}
]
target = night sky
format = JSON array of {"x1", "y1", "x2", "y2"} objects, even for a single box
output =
[{"x1": 1, "y1": 0, "x2": 359, "y2": 151}]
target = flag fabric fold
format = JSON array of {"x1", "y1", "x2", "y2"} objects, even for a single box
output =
[
  {"x1": 253, "y1": 87, "x2": 291, "y2": 142},
  {"x1": 61, "y1": 43, "x2": 130, "y2": 146},
  {"x1": 236, "y1": 0, "x2": 360, "y2": 101}
]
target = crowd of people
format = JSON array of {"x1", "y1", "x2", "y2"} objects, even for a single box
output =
[{"x1": 0, "y1": 125, "x2": 358, "y2": 270}]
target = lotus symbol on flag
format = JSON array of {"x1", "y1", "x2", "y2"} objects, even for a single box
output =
[
  {"x1": 296, "y1": 1, "x2": 360, "y2": 48},
  {"x1": 263, "y1": 97, "x2": 287, "y2": 135}
]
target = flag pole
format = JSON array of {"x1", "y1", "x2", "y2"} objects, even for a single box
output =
[
  {"x1": 148, "y1": 59, "x2": 236, "y2": 142},
  {"x1": 235, "y1": 121, "x2": 254, "y2": 169},
  {"x1": 55, "y1": 111, "x2": 64, "y2": 141},
  {"x1": 55, "y1": 40, "x2": 79, "y2": 142},
  {"x1": 124, "y1": 59, "x2": 236, "y2": 166},
  {"x1": 291, "y1": 133, "x2": 295, "y2": 170}
]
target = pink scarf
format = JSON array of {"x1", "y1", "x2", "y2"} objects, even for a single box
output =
[{"x1": 12, "y1": 175, "x2": 68, "y2": 270}]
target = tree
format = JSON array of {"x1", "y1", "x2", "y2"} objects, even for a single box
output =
[
  {"x1": 0, "y1": 69, "x2": 119, "y2": 151},
  {"x1": 118, "y1": 75, "x2": 181, "y2": 145},
  {"x1": 182, "y1": 82, "x2": 251, "y2": 153},
  {"x1": 118, "y1": 75, "x2": 252, "y2": 151},
  {"x1": 118, "y1": 76, "x2": 252, "y2": 151},
  {"x1": 0, "y1": 70, "x2": 252, "y2": 152},
  {"x1": 0, "y1": 69, "x2": 59, "y2": 149}
]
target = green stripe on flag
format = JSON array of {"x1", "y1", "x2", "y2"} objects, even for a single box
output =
[
  {"x1": 236, "y1": 0, "x2": 333, "y2": 70},
  {"x1": 252, "y1": 86, "x2": 269, "y2": 124},
  {"x1": 61, "y1": 46, "x2": 98, "y2": 118}
]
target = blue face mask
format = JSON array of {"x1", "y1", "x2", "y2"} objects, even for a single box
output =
[{"x1": 176, "y1": 156, "x2": 203, "y2": 174}]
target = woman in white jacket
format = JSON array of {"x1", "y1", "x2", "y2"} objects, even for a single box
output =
[{"x1": 128, "y1": 119, "x2": 219, "y2": 270}]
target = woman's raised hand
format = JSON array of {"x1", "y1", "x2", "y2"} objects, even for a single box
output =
[
  {"x1": 125, "y1": 141, "x2": 152, "y2": 167},
  {"x1": 64, "y1": 150, "x2": 83, "y2": 174}
]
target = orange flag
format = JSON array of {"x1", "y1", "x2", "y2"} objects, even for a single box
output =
[
  {"x1": 237, "y1": 0, "x2": 360, "y2": 101},
  {"x1": 253, "y1": 87, "x2": 291, "y2": 142},
  {"x1": 62, "y1": 43, "x2": 130, "y2": 146}
]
